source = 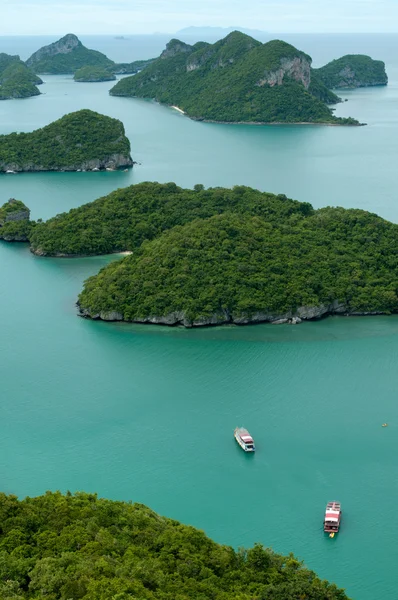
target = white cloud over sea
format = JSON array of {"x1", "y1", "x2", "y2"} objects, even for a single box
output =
[{"x1": 1, "y1": 0, "x2": 397, "y2": 35}]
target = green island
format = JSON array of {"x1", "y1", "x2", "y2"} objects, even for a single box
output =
[
  {"x1": 26, "y1": 34, "x2": 114, "y2": 74},
  {"x1": 74, "y1": 66, "x2": 116, "y2": 82},
  {"x1": 0, "y1": 198, "x2": 31, "y2": 241},
  {"x1": 109, "y1": 32, "x2": 360, "y2": 125},
  {"x1": 0, "y1": 109, "x2": 134, "y2": 173},
  {"x1": 12, "y1": 180, "x2": 396, "y2": 326},
  {"x1": 314, "y1": 54, "x2": 388, "y2": 88},
  {"x1": 0, "y1": 53, "x2": 42, "y2": 100},
  {"x1": 0, "y1": 490, "x2": 350, "y2": 600}
]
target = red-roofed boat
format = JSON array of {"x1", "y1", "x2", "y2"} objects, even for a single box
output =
[
  {"x1": 234, "y1": 427, "x2": 255, "y2": 452},
  {"x1": 324, "y1": 501, "x2": 342, "y2": 535}
]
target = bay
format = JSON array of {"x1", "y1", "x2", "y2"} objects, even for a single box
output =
[{"x1": 1, "y1": 34, "x2": 398, "y2": 599}]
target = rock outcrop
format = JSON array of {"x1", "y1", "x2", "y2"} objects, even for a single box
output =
[
  {"x1": 0, "y1": 198, "x2": 31, "y2": 241},
  {"x1": 314, "y1": 55, "x2": 388, "y2": 89},
  {"x1": 257, "y1": 56, "x2": 311, "y2": 89},
  {"x1": 77, "y1": 300, "x2": 387, "y2": 327}
]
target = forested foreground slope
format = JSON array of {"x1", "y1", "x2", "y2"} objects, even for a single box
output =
[{"x1": 0, "y1": 491, "x2": 350, "y2": 600}]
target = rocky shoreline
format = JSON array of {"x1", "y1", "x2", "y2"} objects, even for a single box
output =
[
  {"x1": 77, "y1": 300, "x2": 389, "y2": 327},
  {"x1": 0, "y1": 154, "x2": 134, "y2": 173}
]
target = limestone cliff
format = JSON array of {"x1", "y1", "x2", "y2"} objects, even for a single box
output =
[{"x1": 315, "y1": 54, "x2": 388, "y2": 89}]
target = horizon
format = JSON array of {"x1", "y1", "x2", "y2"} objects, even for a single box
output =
[{"x1": 2, "y1": 0, "x2": 398, "y2": 35}]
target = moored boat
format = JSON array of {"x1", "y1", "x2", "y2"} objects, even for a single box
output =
[
  {"x1": 234, "y1": 427, "x2": 255, "y2": 452},
  {"x1": 324, "y1": 501, "x2": 342, "y2": 535}
]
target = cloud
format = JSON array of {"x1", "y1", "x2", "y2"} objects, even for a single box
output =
[{"x1": 1, "y1": 0, "x2": 397, "y2": 34}]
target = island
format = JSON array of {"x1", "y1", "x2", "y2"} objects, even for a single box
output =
[
  {"x1": 26, "y1": 33, "x2": 115, "y2": 74},
  {"x1": 0, "y1": 53, "x2": 42, "y2": 99},
  {"x1": 314, "y1": 54, "x2": 388, "y2": 88},
  {"x1": 0, "y1": 109, "x2": 134, "y2": 173},
  {"x1": 0, "y1": 198, "x2": 32, "y2": 241},
  {"x1": 74, "y1": 65, "x2": 116, "y2": 82},
  {"x1": 0, "y1": 491, "x2": 349, "y2": 600},
  {"x1": 109, "y1": 32, "x2": 360, "y2": 125}
]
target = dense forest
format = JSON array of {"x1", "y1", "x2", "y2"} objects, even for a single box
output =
[
  {"x1": 26, "y1": 34, "x2": 114, "y2": 74},
  {"x1": 29, "y1": 182, "x2": 312, "y2": 256},
  {"x1": 0, "y1": 491, "x2": 350, "y2": 600},
  {"x1": 110, "y1": 33, "x2": 359, "y2": 125},
  {"x1": 314, "y1": 54, "x2": 388, "y2": 88},
  {"x1": 0, "y1": 54, "x2": 42, "y2": 99},
  {"x1": 78, "y1": 208, "x2": 398, "y2": 326},
  {"x1": 0, "y1": 109, "x2": 133, "y2": 172},
  {"x1": 74, "y1": 66, "x2": 116, "y2": 82}
]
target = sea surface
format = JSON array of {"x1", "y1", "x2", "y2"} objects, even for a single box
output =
[{"x1": 1, "y1": 33, "x2": 398, "y2": 599}]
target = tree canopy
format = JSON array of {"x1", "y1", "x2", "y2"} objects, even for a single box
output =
[
  {"x1": 314, "y1": 55, "x2": 388, "y2": 89},
  {"x1": 0, "y1": 490, "x2": 350, "y2": 600},
  {"x1": 0, "y1": 54, "x2": 42, "y2": 100}
]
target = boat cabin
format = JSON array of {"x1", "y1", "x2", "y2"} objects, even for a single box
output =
[
  {"x1": 324, "y1": 501, "x2": 342, "y2": 533},
  {"x1": 234, "y1": 427, "x2": 256, "y2": 452}
]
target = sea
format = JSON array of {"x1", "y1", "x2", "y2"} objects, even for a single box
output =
[{"x1": 1, "y1": 33, "x2": 398, "y2": 599}]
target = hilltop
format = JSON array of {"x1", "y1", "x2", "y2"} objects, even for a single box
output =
[
  {"x1": 26, "y1": 33, "x2": 115, "y2": 74},
  {"x1": 0, "y1": 491, "x2": 349, "y2": 600},
  {"x1": 0, "y1": 53, "x2": 42, "y2": 99},
  {"x1": 110, "y1": 32, "x2": 359, "y2": 125},
  {"x1": 315, "y1": 54, "x2": 388, "y2": 88},
  {"x1": 0, "y1": 109, "x2": 133, "y2": 173}
]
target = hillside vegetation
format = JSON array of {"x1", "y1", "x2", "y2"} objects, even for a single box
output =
[
  {"x1": 78, "y1": 208, "x2": 398, "y2": 326},
  {"x1": 110, "y1": 32, "x2": 359, "y2": 124},
  {"x1": 0, "y1": 109, "x2": 133, "y2": 172},
  {"x1": 26, "y1": 33, "x2": 114, "y2": 74},
  {"x1": 0, "y1": 490, "x2": 350, "y2": 600},
  {"x1": 29, "y1": 182, "x2": 312, "y2": 256},
  {"x1": 315, "y1": 54, "x2": 388, "y2": 88},
  {"x1": 74, "y1": 66, "x2": 116, "y2": 82},
  {"x1": 0, "y1": 54, "x2": 42, "y2": 99}
]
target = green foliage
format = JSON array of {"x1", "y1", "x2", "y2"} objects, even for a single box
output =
[
  {"x1": 0, "y1": 199, "x2": 29, "y2": 222},
  {"x1": 111, "y1": 58, "x2": 156, "y2": 75},
  {"x1": 110, "y1": 32, "x2": 359, "y2": 124},
  {"x1": 78, "y1": 208, "x2": 398, "y2": 323},
  {"x1": 74, "y1": 66, "x2": 116, "y2": 82},
  {"x1": 29, "y1": 182, "x2": 311, "y2": 256},
  {"x1": 0, "y1": 110, "x2": 131, "y2": 171},
  {"x1": 0, "y1": 491, "x2": 350, "y2": 600},
  {"x1": 308, "y1": 70, "x2": 341, "y2": 104},
  {"x1": 314, "y1": 55, "x2": 388, "y2": 88},
  {"x1": 0, "y1": 54, "x2": 42, "y2": 99},
  {"x1": 0, "y1": 219, "x2": 33, "y2": 241}
]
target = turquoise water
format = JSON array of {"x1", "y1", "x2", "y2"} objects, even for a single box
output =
[{"x1": 1, "y1": 34, "x2": 398, "y2": 599}]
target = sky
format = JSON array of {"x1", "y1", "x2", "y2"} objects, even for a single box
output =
[{"x1": 1, "y1": 0, "x2": 397, "y2": 35}]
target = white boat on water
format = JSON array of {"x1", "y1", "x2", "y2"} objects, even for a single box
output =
[{"x1": 234, "y1": 427, "x2": 255, "y2": 452}]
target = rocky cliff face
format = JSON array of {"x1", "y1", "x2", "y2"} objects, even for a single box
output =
[
  {"x1": 0, "y1": 154, "x2": 134, "y2": 173},
  {"x1": 160, "y1": 40, "x2": 193, "y2": 60},
  {"x1": 78, "y1": 299, "x2": 387, "y2": 327},
  {"x1": 328, "y1": 65, "x2": 386, "y2": 88},
  {"x1": 26, "y1": 34, "x2": 80, "y2": 66},
  {"x1": 0, "y1": 198, "x2": 31, "y2": 241},
  {"x1": 257, "y1": 56, "x2": 311, "y2": 89}
]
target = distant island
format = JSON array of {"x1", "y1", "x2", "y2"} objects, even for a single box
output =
[
  {"x1": 109, "y1": 32, "x2": 360, "y2": 125},
  {"x1": 0, "y1": 198, "x2": 31, "y2": 241},
  {"x1": 26, "y1": 33, "x2": 114, "y2": 74},
  {"x1": 0, "y1": 53, "x2": 42, "y2": 99},
  {"x1": 74, "y1": 66, "x2": 116, "y2": 82},
  {"x1": 0, "y1": 491, "x2": 350, "y2": 599},
  {"x1": 0, "y1": 109, "x2": 134, "y2": 173},
  {"x1": 314, "y1": 54, "x2": 388, "y2": 88}
]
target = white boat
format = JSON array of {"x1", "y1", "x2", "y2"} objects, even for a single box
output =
[{"x1": 234, "y1": 427, "x2": 255, "y2": 452}]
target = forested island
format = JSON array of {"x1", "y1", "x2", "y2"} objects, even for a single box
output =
[
  {"x1": 6, "y1": 181, "x2": 393, "y2": 327},
  {"x1": 0, "y1": 490, "x2": 350, "y2": 600},
  {"x1": 0, "y1": 109, "x2": 134, "y2": 172},
  {"x1": 315, "y1": 54, "x2": 388, "y2": 88},
  {"x1": 0, "y1": 198, "x2": 31, "y2": 241},
  {"x1": 74, "y1": 66, "x2": 116, "y2": 82},
  {"x1": 26, "y1": 33, "x2": 114, "y2": 74},
  {"x1": 0, "y1": 53, "x2": 42, "y2": 99},
  {"x1": 109, "y1": 32, "x2": 360, "y2": 125}
]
